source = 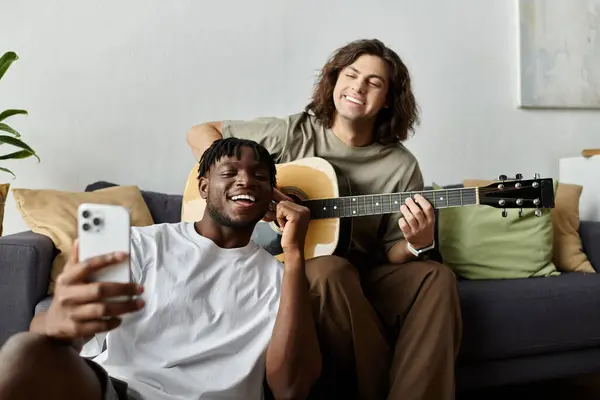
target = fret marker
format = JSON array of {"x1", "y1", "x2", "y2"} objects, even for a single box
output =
[
  {"x1": 376, "y1": 202, "x2": 379, "y2": 206},
  {"x1": 394, "y1": 201, "x2": 398, "y2": 204},
  {"x1": 353, "y1": 210, "x2": 356, "y2": 214},
  {"x1": 352, "y1": 198, "x2": 356, "y2": 202},
  {"x1": 323, "y1": 207, "x2": 326, "y2": 210},
  {"x1": 440, "y1": 196, "x2": 444, "y2": 201},
  {"x1": 334, "y1": 206, "x2": 337, "y2": 210}
]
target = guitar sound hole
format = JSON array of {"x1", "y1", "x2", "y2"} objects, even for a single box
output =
[
  {"x1": 271, "y1": 188, "x2": 306, "y2": 229},
  {"x1": 287, "y1": 194, "x2": 303, "y2": 205}
]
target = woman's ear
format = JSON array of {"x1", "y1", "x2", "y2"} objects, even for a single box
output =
[{"x1": 198, "y1": 177, "x2": 209, "y2": 199}]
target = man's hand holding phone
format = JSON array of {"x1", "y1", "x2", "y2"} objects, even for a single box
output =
[{"x1": 41, "y1": 240, "x2": 145, "y2": 345}]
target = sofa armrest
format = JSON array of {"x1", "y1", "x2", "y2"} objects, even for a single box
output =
[
  {"x1": 0, "y1": 231, "x2": 56, "y2": 346},
  {"x1": 580, "y1": 221, "x2": 600, "y2": 272}
]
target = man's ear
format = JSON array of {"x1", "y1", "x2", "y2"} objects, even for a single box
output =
[{"x1": 198, "y1": 177, "x2": 209, "y2": 200}]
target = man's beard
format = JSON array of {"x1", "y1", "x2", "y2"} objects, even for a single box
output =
[{"x1": 206, "y1": 199, "x2": 261, "y2": 230}]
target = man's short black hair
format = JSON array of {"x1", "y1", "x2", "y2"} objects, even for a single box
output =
[{"x1": 197, "y1": 137, "x2": 277, "y2": 187}]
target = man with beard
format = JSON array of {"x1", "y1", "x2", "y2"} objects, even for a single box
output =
[{"x1": 0, "y1": 138, "x2": 321, "y2": 400}]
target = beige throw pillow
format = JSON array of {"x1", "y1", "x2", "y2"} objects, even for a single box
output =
[
  {"x1": 552, "y1": 183, "x2": 595, "y2": 273},
  {"x1": 12, "y1": 185, "x2": 154, "y2": 293},
  {"x1": 0, "y1": 184, "x2": 9, "y2": 236}
]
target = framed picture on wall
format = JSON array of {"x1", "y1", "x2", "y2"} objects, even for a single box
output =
[{"x1": 518, "y1": 0, "x2": 600, "y2": 109}]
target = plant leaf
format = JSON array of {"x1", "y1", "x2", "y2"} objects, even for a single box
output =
[
  {"x1": 0, "y1": 52, "x2": 18, "y2": 82},
  {"x1": 0, "y1": 167, "x2": 15, "y2": 179},
  {"x1": 0, "y1": 123, "x2": 21, "y2": 137},
  {"x1": 0, "y1": 109, "x2": 27, "y2": 122},
  {"x1": 0, "y1": 150, "x2": 34, "y2": 161},
  {"x1": 0, "y1": 135, "x2": 39, "y2": 161}
]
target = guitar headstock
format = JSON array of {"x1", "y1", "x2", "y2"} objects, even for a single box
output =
[{"x1": 478, "y1": 173, "x2": 554, "y2": 218}]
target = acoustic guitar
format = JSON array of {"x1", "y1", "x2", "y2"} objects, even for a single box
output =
[{"x1": 182, "y1": 157, "x2": 555, "y2": 262}]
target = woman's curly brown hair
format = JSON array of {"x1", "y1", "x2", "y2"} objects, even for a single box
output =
[{"x1": 304, "y1": 38, "x2": 420, "y2": 144}]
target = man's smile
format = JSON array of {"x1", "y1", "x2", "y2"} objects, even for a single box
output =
[{"x1": 228, "y1": 193, "x2": 258, "y2": 208}]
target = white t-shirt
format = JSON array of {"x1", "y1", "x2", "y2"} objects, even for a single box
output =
[{"x1": 82, "y1": 222, "x2": 284, "y2": 400}]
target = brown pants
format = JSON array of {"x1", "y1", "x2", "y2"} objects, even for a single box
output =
[{"x1": 305, "y1": 255, "x2": 462, "y2": 400}]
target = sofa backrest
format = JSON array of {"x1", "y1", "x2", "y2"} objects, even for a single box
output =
[{"x1": 85, "y1": 181, "x2": 183, "y2": 224}]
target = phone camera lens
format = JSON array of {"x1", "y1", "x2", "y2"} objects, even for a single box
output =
[
  {"x1": 83, "y1": 223, "x2": 91, "y2": 231},
  {"x1": 93, "y1": 218, "x2": 102, "y2": 226},
  {"x1": 82, "y1": 210, "x2": 90, "y2": 218}
]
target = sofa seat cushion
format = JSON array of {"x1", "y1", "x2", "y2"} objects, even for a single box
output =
[{"x1": 458, "y1": 272, "x2": 600, "y2": 362}]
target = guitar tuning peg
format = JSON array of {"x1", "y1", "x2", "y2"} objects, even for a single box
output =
[
  {"x1": 498, "y1": 174, "x2": 507, "y2": 181},
  {"x1": 519, "y1": 209, "x2": 523, "y2": 218},
  {"x1": 502, "y1": 209, "x2": 508, "y2": 218},
  {"x1": 535, "y1": 209, "x2": 542, "y2": 217},
  {"x1": 516, "y1": 173, "x2": 523, "y2": 180},
  {"x1": 534, "y1": 173, "x2": 540, "y2": 179}
]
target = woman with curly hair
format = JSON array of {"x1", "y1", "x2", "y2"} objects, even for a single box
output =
[{"x1": 188, "y1": 38, "x2": 462, "y2": 400}]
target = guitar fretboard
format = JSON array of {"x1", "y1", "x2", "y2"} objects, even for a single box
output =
[{"x1": 303, "y1": 188, "x2": 478, "y2": 219}]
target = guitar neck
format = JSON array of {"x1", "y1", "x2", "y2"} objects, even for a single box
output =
[{"x1": 303, "y1": 187, "x2": 478, "y2": 219}]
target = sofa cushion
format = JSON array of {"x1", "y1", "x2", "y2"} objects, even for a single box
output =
[
  {"x1": 86, "y1": 182, "x2": 183, "y2": 224},
  {"x1": 434, "y1": 181, "x2": 559, "y2": 280},
  {"x1": 0, "y1": 183, "x2": 8, "y2": 236},
  {"x1": 12, "y1": 185, "x2": 154, "y2": 294},
  {"x1": 551, "y1": 183, "x2": 595, "y2": 272},
  {"x1": 463, "y1": 179, "x2": 594, "y2": 274},
  {"x1": 458, "y1": 272, "x2": 600, "y2": 362}
]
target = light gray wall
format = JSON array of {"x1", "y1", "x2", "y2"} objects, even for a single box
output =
[{"x1": 1, "y1": 0, "x2": 598, "y2": 234}]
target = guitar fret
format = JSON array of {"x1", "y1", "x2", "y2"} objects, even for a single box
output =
[
  {"x1": 358, "y1": 195, "x2": 364, "y2": 216},
  {"x1": 392, "y1": 193, "x2": 401, "y2": 211}
]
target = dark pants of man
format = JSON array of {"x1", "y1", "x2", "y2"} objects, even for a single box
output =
[{"x1": 305, "y1": 255, "x2": 463, "y2": 400}]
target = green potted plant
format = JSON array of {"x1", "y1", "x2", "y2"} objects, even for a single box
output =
[{"x1": 1, "y1": 51, "x2": 39, "y2": 235}]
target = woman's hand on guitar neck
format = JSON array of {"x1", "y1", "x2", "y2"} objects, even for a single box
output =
[
  {"x1": 398, "y1": 194, "x2": 435, "y2": 249},
  {"x1": 263, "y1": 188, "x2": 293, "y2": 223}
]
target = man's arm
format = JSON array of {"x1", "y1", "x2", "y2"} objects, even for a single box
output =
[
  {"x1": 186, "y1": 121, "x2": 223, "y2": 160},
  {"x1": 386, "y1": 194, "x2": 435, "y2": 265},
  {"x1": 186, "y1": 116, "x2": 292, "y2": 163},
  {"x1": 30, "y1": 311, "x2": 87, "y2": 352},
  {"x1": 28, "y1": 246, "x2": 144, "y2": 352},
  {"x1": 266, "y1": 203, "x2": 321, "y2": 400},
  {"x1": 387, "y1": 238, "x2": 419, "y2": 265}
]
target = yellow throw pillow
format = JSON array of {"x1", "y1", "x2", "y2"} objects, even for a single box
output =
[
  {"x1": 0, "y1": 183, "x2": 9, "y2": 236},
  {"x1": 463, "y1": 179, "x2": 594, "y2": 273},
  {"x1": 12, "y1": 185, "x2": 155, "y2": 294},
  {"x1": 552, "y1": 183, "x2": 595, "y2": 273}
]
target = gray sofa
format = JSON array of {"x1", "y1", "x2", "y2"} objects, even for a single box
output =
[{"x1": 1, "y1": 181, "x2": 599, "y2": 391}]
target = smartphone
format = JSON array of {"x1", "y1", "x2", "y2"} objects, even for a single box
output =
[{"x1": 77, "y1": 203, "x2": 132, "y2": 284}]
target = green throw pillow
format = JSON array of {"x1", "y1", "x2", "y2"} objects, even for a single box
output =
[{"x1": 435, "y1": 183, "x2": 560, "y2": 280}]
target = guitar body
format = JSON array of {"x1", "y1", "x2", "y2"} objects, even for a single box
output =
[{"x1": 182, "y1": 157, "x2": 353, "y2": 262}]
